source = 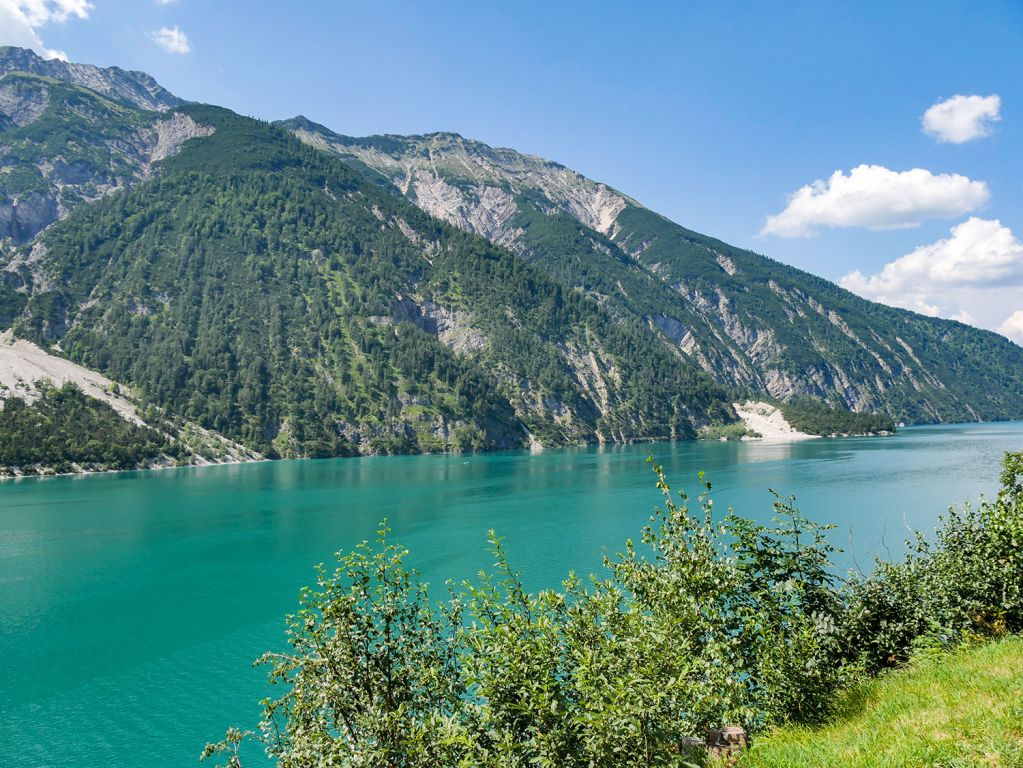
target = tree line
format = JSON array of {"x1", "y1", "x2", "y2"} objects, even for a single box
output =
[{"x1": 0, "y1": 383, "x2": 172, "y2": 473}]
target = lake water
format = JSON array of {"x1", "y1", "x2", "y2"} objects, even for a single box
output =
[{"x1": 2, "y1": 421, "x2": 1021, "y2": 767}]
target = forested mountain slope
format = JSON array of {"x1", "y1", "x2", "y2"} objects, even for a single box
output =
[
  {"x1": 286, "y1": 121, "x2": 1023, "y2": 424},
  {"x1": 1, "y1": 45, "x2": 1021, "y2": 470},
  {"x1": 2, "y1": 102, "x2": 733, "y2": 457}
]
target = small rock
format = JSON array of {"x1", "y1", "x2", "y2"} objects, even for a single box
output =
[{"x1": 706, "y1": 725, "x2": 748, "y2": 759}]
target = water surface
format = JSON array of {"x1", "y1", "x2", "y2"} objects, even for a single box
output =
[{"x1": 1, "y1": 422, "x2": 1020, "y2": 767}]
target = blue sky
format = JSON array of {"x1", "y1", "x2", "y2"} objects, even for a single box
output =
[{"x1": 4, "y1": 0, "x2": 1023, "y2": 340}]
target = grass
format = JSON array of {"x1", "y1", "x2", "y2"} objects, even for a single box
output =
[{"x1": 738, "y1": 636, "x2": 1023, "y2": 768}]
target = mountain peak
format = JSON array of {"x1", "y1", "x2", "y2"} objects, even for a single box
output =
[
  {"x1": 0, "y1": 46, "x2": 181, "y2": 112},
  {"x1": 284, "y1": 118, "x2": 638, "y2": 237}
]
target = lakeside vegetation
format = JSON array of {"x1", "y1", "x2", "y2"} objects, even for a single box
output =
[
  {"x1": 698, "y1": 399, "x2": 894, "y2": 442},
  {"x1": 0, "y1": 383, "x2": 173, "y2": 474},
  {"x1": 697, "y1": 422, "x2": 762, "y2": 440},
  {"x1": 778, "y1": 398, "x2": 896, "y2": 436},
  {"x1": 204, "y1": 452, "x2": 1023, "y2": 767}
]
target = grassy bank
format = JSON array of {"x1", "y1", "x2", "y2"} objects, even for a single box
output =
[{"x1": 739, "y1": 637, "x2": 1023, "y2": 768}]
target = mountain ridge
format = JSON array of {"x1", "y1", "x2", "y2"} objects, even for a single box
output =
[
  {"x1": 0, "y1": 47, "x2": 1020, "y2": 470},
  {"x1": 0, "y1": 46, "x2": 182, "y2": 111},
  {"x1": 0, "y1": 67, "x2": 210, "y2": 247},
  {"x1": 282, "y1": 117, "x2": 1023, "y2": 424},
  {"x1": 3, "y1": 98, "x2": 735, "y2": 458}
]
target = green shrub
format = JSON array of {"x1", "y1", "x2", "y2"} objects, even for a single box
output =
[
  {"x1": 843, "y1": 452, "x2": 1023, "y2": 671},
  {"x1": 245, "y1": 526, "x2": 468, "y2": 768},
  {"x1": 205, "y1": 452, "x2": 1023, "y2": 767}
]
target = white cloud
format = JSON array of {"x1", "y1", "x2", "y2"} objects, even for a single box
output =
[
  {"x1": 154, "y1": 0, "x2": 179, "y2": 4},
  {"x1": 762, "y1": 165, "x2": 989, "y2": 237},
  {"x1": 842, "y1": 217, "x2": 1023, "y2": 295},
  {"x1": 922, "y1": 94, "x2": 1001, "y2": 144},
  {"x1": 841, "y1": 218, "x2": 1023, "y2": 338},
  {"x1": 0, "y1": 0, "x2": 92, "y2": 60},
  {"x1": 999, "y1": 310, "x2": 1023, "y2": 345},
  {"x1": 950, "y1": 309, "x2": 976, "y2": 325},
  {"x1": 150, "y1": 25, "x2": 190, "y2": 54}
]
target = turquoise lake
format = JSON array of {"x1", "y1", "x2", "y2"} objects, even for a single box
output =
[{"x1": 2, "y1": 421, "x2": 1022, "y2": 767}]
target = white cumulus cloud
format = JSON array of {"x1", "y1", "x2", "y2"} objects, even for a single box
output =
[
  {"x1": 150, "y1": 25, "x2": 190, "y2": 54},
  {"x1": 842, "y1": 217, "x2": 1023, "y2": 295},
  {"x1": 950, "y1": 309, "x2": 976, "y2": 325},
  {"x1": 999, "y1": 310, "x2": 1023, "y2": 346},
  {"x1": 922, "y1": 94, "x2": 1001, "y2": 144},
  {"x1": 0, "y1": 0, "x2": 92, "y2": 60},
  {"x1": 840, "y1": 218, "x2": 1023, "y2": 338},
  {"x1": 761, "y1": 165, "x2": 989, "y2": 237}
]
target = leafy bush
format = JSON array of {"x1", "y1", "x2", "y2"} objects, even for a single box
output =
[
  {"x1": 250, "y1": 528, "x2": 467, "y2": 768},
  {"x1": 205, "y1": 463, "x2": 851, "y2": 766},
  {"x1": 205, "y1": 453, "x2": 1023, "y2": 766},
  {"x1": 843, "y1": 452, "x2": 1023, "y2": 671}
]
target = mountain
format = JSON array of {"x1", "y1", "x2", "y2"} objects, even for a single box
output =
[
  {"x1": 0, "y1": 47, "x2": 1021, "y2": 469},
  {"x1": 0, "y1": 78, "x2": 734, "y2": 459},
  {"x1": 283, "y1": 120, "x2": 1023, "y2": 424}
]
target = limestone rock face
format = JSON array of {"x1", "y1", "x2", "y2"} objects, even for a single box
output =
[
  {"x1": 0, "y1": 192, "x2": 58, "y2": 243},
  {"x1": 0, "y1": 68, "x2": 211, "y2": 244},
  {"x1": 0, "y1": 46, "x2": 180, "y2": 111},
  {"x1": 0, "y1": 77, "x2": 50, "y2": 125},
  {"x1": 288, "y1": 119, "x2": 636, "y2": 250},
  {"x1": 146, "y1": 113, "x2": 217, "y2": 165}
]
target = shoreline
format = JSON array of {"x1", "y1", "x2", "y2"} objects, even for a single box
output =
[
  {"x1": 3, "y1": 416, "x2": 1018, "y2": 482},
  {"x1": 0, "y1": 454, "x2": 270, "y2": 481}
]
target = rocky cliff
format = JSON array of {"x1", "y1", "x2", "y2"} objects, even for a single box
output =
[
  {"x1": 0, "y1": 69, "x2": 211, "y2": 248},
  {"x1": 0, "y1": 46, "x2": 181, "y2": 111}
]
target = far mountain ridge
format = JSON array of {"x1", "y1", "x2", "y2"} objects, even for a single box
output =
[
  {"x1": 0, "y1": 46, "x2": 181, "y2": 112},
  {"x1": 282, "y1": 116, "x2": 1023, "y2": 424}
]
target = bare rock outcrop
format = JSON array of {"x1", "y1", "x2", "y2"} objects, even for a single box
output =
[
  {"x1": 146, "y1": 113, "x2": 216, "y2": 166},
  {"x1": 0, "y1": 46, "x2": 180, "y2": 111},
  {"x1": 0, "y1": 78, "x2": 49, "y2": 125}
]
